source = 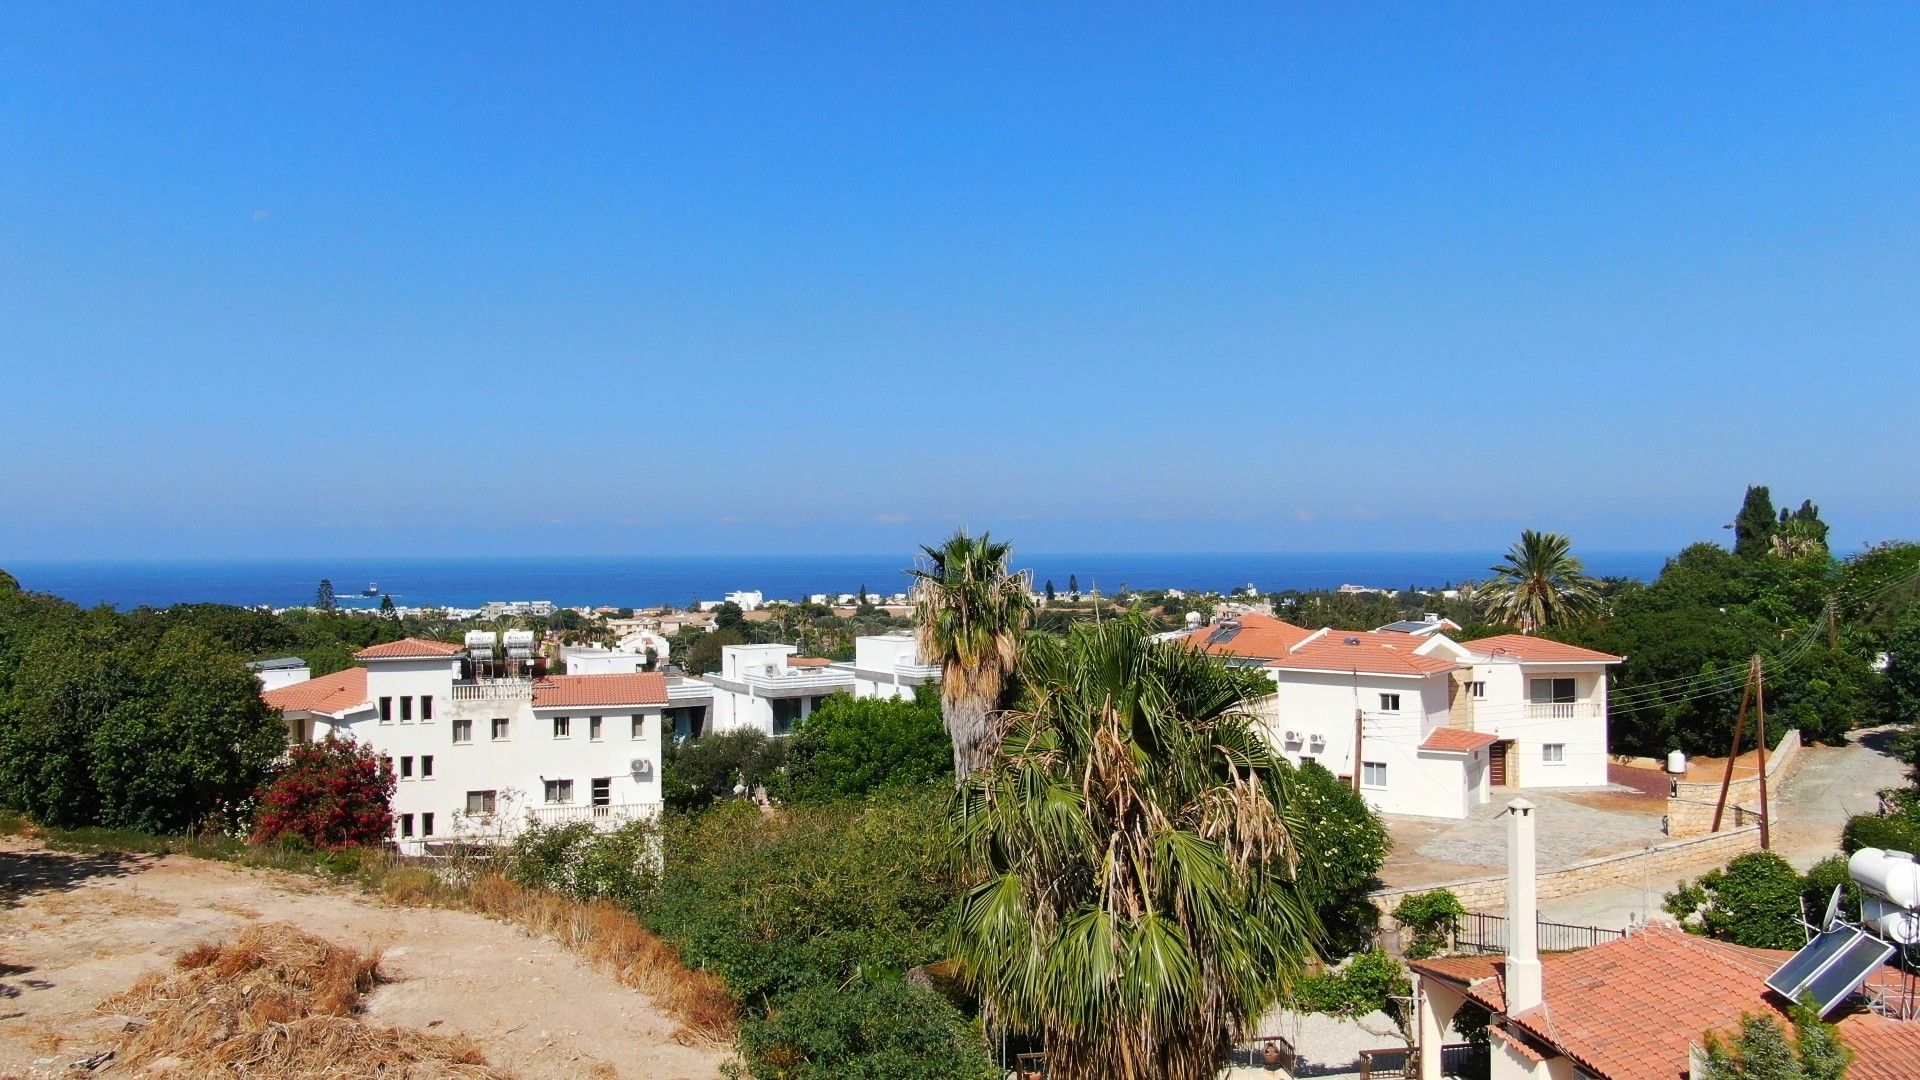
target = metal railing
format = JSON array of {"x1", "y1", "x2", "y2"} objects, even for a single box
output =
[
  {"x1": 1359, "y1": 1042, "x2": 1484, "y2": 1079},
  {"x1": 1452, "y1": 911, "x2": 1626, "y2": 955},
  {"x1": 451, "y1": 680, "x2": 533, "y2": 701},
  {"x1": 525, "y1": 802, "x2": 659, "y2": 826}
]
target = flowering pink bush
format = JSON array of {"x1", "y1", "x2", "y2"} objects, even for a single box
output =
[{"x1": 251, "y1": 735, "x2": 395, "y2": 850}]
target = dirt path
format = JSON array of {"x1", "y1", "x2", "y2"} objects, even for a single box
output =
[{"x1": 0, "y1": 838, "x2": 729, "y2": 1079}]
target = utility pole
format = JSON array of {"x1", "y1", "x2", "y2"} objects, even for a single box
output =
[
  {"x1": 1755, "y1": 657, "x2": 1771, "y2": 850},
  {"x1": 1352, "y1": 707, "x2": 1365, "y2": 794},
  {"x1": 1710, "y1": 655, "x2": 1763, "y2": 835}
]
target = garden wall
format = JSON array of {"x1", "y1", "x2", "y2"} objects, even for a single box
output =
[{"x1": 1666, "y1": 729, "x2": 1803, "y2": 838}]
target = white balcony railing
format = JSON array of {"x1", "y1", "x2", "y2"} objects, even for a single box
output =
[
  {"x1": 735, "y1": 670, "x2": 855, "y2": 693},
  {"x1": 1524, "y1": 702, "x2": 1602, "y2": 721},
  {"x1": 666, "y1": 679, "x2": 715, "y2": 702},
  {"x1": 452, "y1": 680, "x2": 534, "y2": 702},
  {"x1": 526, "y1": 802, "x2": 660, "y2": 826},
  {"x1": 892, "y1": 660, "x2": 942, "y2": 679}
]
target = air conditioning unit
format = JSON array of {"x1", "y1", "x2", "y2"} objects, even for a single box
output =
[
  {"x1": 1284, "y1": 730, "x2": 1303, "y2": 744},
  {"x1": 629, "y1": 758, "x2": 653, "y2": 779},
  {"x1": 1308, "y1": 733, "x2": 1327, "y2": 748}
]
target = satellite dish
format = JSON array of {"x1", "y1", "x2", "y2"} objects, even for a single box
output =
[{"x1": 1823, "y1": 884, "x2": 1845, "y2": 932}]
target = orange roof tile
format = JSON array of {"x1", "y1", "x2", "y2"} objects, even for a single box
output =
[
  {"x1": 1411, "y1": 926, "x2": 1920, "y2": 1080},
  {"x1": 261, "y1": 668, "x2": 368, "y2": 716},
  {"x1": 1462, "y1": 633, "x2": 1622, "y2": 664},
  {"x1": 788, "y1": 657, "x2": 834, "y2": 668},
  {"x1": 354, "y1": 637, "x2": 465, "y2": 660},
  {"x1": 1173, "y1": 613, "x2": 1315, "y2": 660},
  {"x1": 1267, "y1": 629, "x2": 1460, "y2": 678},
  {"x1": 1421, "y1": 727, "x2": 1501, "y2": 753},
  {"x1": 531, "y1": 673, "x2": 669, "y2": 708}
]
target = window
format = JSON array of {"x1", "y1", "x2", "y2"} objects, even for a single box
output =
[
  {"x1": 400, "y1": 696, "x2": 412, "y2": 722},
  {"x1": 452, "y1": 719, "x2": 473, "y2": 744},
  {"x1": 544, "y1": 779, "x2": 574, "y2": 804},
  {"x1": 400, "y1": 755, "x2": 413, "y2": 779},
  {"x1": 1544, "y1": 743, "x2": 1566, "y2": 764},
  {"x1": 399, "y1": 813, "x2": 414, "y2": 838},
  {"x1": 466, "y1": 790, "x2": 497, "y2": 814},
  {"x1": 420, "y1": 755, "x2": 433, "y2": 779},
  {"x1": 589, "y1": 716, "x2": 603, "y2": 741},
  {"x1": 1361, "y1": 761, "x2": 1389, "y2": 789},
  {"x1": 379, "y1": 696, "x2": 393, "y2": 723},
  {"x1": 1378, "y1": 693, "x2": 1401, "y2": 713},
  {"x1": 419, "y1": 695, "x2": 433, "y2": 721},
  {"x1": 553, "y1": 715, "x2": 571, "y2": 738},
  {"x1": 1466, "y1": 681, "x2": 1486, "y2": 699},
  {"x1": 591, "y1": 777, "x2": 611, "y2": 807},
  {"x1": 772, "y1": 698, "x2": 802, "y2": 736},
  {"x1": 491, "y1": 717, "x2": 510, "y2": 741},
  {"x1": 631, "y1": 715, "x2": 645, "y2": 740},
  {"x1": 421, "y1": 812, "x2": 434, "y2": 836},
  {"x1": 1299, "y1": 754, "x2": 1317, "y2": 766},
  {"x1": 1529, "y1": 677, "x2": 1577, "y2": 704},
  {"x1": 670, "y1": 706, "x2": 706, "y2": 742}
]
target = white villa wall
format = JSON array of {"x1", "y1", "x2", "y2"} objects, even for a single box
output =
[
  {"x1": 253, "y1": 665, "x2": 311, "y2": 692},
  {"x1": 848, "y1": 633, "x2": 927, "y2": 701},
  {"x1": 1467, "y1": 661, "x2": 1610, "y2": 789},
  {"x1": 1261, "y1": 669, "x2": 1470, "y2": 819}
]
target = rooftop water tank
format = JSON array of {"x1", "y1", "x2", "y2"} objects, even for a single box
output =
[
  {"x1": 502, "y1": 630, "x2": 537, "y2": 652},
  {"x1": 1850, "y1": 847, "x2": 1920, "y2": 910},
  {"x1": 1667, "y1": 751, "x2": 1687, "y2": 775},
  {"x1": 464, "y1": 630, "x2": 497, "y2": 654}
]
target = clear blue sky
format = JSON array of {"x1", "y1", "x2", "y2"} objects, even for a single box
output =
[{"x1": 3, "y1": 4, "x2": 1916, "y2": 560}]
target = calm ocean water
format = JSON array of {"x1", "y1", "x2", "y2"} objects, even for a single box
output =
[{"x1": 4, "y1": 552, "x2": 1668, "y2": 612}]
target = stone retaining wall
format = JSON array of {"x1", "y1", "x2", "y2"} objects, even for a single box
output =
[
  {"x1": 1371, "y1": 825, "x2": 1765, "y2": 916},
  {"x1": 1667, "y1": 729, "x2": 1803, "y2": 837}
]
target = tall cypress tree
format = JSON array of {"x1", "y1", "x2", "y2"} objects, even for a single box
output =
[
  {"x1": 315, "y1": 578, "x2": 336, "y2": 612},
  {"x1": 1733, "y1": 485, "x2": 1777, "y2": 559}
]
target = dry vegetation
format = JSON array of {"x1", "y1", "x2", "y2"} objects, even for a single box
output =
[{"x1": 101, "y1": 922, "x2": 509, "y2": 1078}]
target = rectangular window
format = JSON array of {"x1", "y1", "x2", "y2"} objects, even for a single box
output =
[
  {"x1": 379, "y1": 696, "x2": 393, "y2": 723},
  {"x1": 491, "y1": 717, "x2": 510, "y2": 741},
  {"x1": 1299, "y1": 755, "x2": 1317, "y2": 766},
  {"x1": 1466, "y1": 681, "x2": 1486, "y2": 699},
  {"x1": 1362, "y1": 761, "x2": 1389, "y2": 789},
  {"x1": 553, "y1": 716, "x2": 571, "y2": 738},
  {"x1": 420, "y1": 755, "x2": 433, "y2": 778},
  {"x1": 631, "y1": 715, "x2": 645, "y2": 740},
  {"x1": 466, "y1": 790, "x2": 497, "y2": 814},
  {"x1": 544, "y1": 779, "x2": 574, "y2": 804},
  {"x1": 772, "y1": 697, "x2": 802, "y2": 736},
  {"x1": 1378, "y1": 693, "x2": 1401, "y2": 713},
  {"x1": 419, "y1": 695, "x2": 433, "y2": 721},
  {"x1": 589, "y1": 716, "x2": 603, "y2": 741},
  {"x1": 452, "y1": 719, "x2": 472, "y2": 744},
  {"x1": 1544, "y1": 743, "x2": 1566, "y2": 764},
  {"x1": 400, "y1": 755, "x2": 413, "y2": 779},
  {"x1": 592, "y1": 777, "x2": 611, "y2": 806},
  {"x1": 421, "y1": 812, "x2": 434, "y2": 836},
  {"x1": 399, "y1": 813, "x2": 414, "y2": 838},
  {"x1": 1529, "y1": 678, "x2": 1577, "y2": 704},
  {"x1": 400, "y1": 696, "x2": 412, "y2": 722}
]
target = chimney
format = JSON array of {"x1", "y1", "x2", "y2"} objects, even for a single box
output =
[{"x1": 1505, "y1": 798, "x2": 1543, "y2": 1013}]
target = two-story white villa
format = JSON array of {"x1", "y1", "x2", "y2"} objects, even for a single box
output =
[
  {"x1": 827, "y1": 632, "x2": 942, "y2": 701},
  {"x1": 699, "y1": 636, "x2": 944, "y2": 736},
  {"x1": 1175, "y1": 614, "x2": 1621, "y2": 819},
  {"x1": 262, "y1": 636, "x2": 674, "y2": 853}
]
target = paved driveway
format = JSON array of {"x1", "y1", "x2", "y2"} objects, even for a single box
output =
[{"x1": 1379, "y1": 787, "x2": 1666, "y2": 888}]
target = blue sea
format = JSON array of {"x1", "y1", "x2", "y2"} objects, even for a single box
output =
[{"x1": 4, "y1": 552, "x2": 1669, "y2": 612}]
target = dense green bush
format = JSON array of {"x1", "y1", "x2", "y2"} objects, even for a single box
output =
[
  {"x1": 660, "y1": 730, "x2": 789, "y2": 812},
  {"x1": 1841, "y1": 813, "x2": 1920, "y2": 855},
  {"x1": 785, "y1": 687, "x2": 952, "y2": 803},
  {"x1": 738, "y1": 978, "x2": 995, "y2": 1080},
  {"x1": 1392, "y1": 889, "x2": 1465, "y2": 960},
  {"x1": 1664, "y1": 851, "x2": 1805, "y2": 949},
  {"x1": 1283, "y1": 759, "x2": 1391, "y2": 958},
  {"x1": 1288, "y1": 949, "x2": 1409, "y2": 1018},
  {"x1": 502, "y1": 819, "x2": 656, "y2": 907},
  {"x1": 641, "y1": 788, "x2": 958, "y2": 1009},
  {"x1": 1799, "y1": 856, "x2": 1863, "y2": 923}
]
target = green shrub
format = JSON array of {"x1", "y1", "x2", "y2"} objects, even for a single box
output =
[
  {"x1": 1800, "y1": 855, "x2": 1863, "y2": 922},
  {"x1": 785, "y1": 688, "x2": 952, "y2": 803},
  {"x1": 503, "y1": 819, "x2": 655, "y2": 907},
  {"x1": 1392, "y1": 889, "x2": 1465, "y2": 960},
  {"x1": 1664, "y1": 851, "x2": 1804, "y2": 949},
  {"x1": 738, "y1": 978, "x2": 995, "y2": 1080},
  {"x1": 1841, "y1": 813, "x2": 1920, "y2": 856},
  {"x1": 1284, "y1": 759, "x2": 1390, "y2": 959},
  {"x1": 660, "y1": 731, "x2": 789, "y2": 812},
  {"x1": 1289, "y1": 949, "x2": 1409, "y2": 1018}
]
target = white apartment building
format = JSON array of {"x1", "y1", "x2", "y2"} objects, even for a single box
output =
[
  {"x1": 263, "y1": 636, "x2": 670, "y2": 854},
  {"x1": 560, "y1": 629, "x2": 671, "y2": 675},
  {"x1": 699, "y1": 635, "x2": 943, "y2": 736},
  {"x1": 1177, "y1": 614, "x2": 1621, "y2": 819},
  {"x1": 829, "y1": 632, "x2": 941, "y2": 701}
]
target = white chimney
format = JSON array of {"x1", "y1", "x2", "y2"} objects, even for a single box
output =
[{"x1": 1505, "y1": 798, "x2": 1543, "y2": 1013}]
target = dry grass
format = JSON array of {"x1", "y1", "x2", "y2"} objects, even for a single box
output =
[
  {"x1": 463, "y1": 875, "x2": 738, "y2": 1044},
  {"x1": 33, "y1": 891, "x2": 180, "y2": 920},
  {"x1": 100, "y1": 922, "x2": 510, "y2": 1079}
]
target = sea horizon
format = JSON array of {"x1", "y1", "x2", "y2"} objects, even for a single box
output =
[{"x1": 4, "y1": 550, "x2": 1672, "y2": 612}]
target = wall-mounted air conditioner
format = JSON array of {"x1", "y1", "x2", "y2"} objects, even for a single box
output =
[
  {"x1": 1308, "y1": 733, "x2": 1327, "y2": 748},
  {"x1": 1284, "y1": 730, "x2": 1302, "y2": 744}
]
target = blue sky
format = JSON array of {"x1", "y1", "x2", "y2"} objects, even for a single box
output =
[{"x1": 3, "y1": 4, "x2": 1916, "y2": 560}]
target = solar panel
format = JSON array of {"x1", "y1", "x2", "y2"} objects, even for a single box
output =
[
  {"x1": 1206, "y1": 627, "x2": 1241, "y2": 645},
  {"x1": 1767, "y1": 926, "x2": 1859, "y2": 1001},
  {"x1": 1805, "y1": 934, "x2": 1895, "y2": 1018}
]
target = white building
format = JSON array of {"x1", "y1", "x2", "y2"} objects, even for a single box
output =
[
  {"x1": 1176, "y1": 614, "x2": 1621, "y2": 819},
  {"x1": 477, "y1": 600, "x2": 556, "y2": 619},
  {"x1": 247, "y1": 656, "x2": 311, "y2": 692},
  {"x1": 699, "y1": 635, "x2": 943, "y2": 735},
  {"x1": 560, "y1": 629, "x2": 671, "y2": 675},
  {"x1": 829, "y1": 632, "x2": 941, "y2": 701},
  {"x1": 262, "y1": 636, "x2": 671, "y2": 854}
]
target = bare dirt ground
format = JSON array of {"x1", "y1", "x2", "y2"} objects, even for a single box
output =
[{"x1": 0, "y1": 838, "x2": 729, "y2": 1079}]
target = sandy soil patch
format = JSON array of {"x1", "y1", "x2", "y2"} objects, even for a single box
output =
[{"x1": 0, "y1": 838, "x2": 728, "y2": 1079}]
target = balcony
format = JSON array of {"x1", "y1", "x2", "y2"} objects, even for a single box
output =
[
  {"x1": 1524, "y1": 701, "x2": 1602, "y2": 721},
  {"x1": 892, "y1": 660, "x2": 942, "y2": 679},
  {"x1": 452, "y1": 679, "x2": 533, "y2": 702},
  {"x1": 666, "y1": 678, "x2": 715, "y2": 702},
  {"x1": 728, "y1": 670, "x2": 855, "y2": 694},
  {"x1": 526, "y1": 802, "x2": 660, "y2": 826}
]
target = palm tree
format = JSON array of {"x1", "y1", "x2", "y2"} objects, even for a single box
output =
[
  {"x1": 1477, "y1": 530, "x2": 1601, "y2": 632},
  {"x1": 911, "y1": 530, "x2": 1035, "y2": 779},
  {"x1": 950, "y1": 619, "x2": 1318, "y2": 1080}
]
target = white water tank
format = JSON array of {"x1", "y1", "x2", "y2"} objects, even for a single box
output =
[
  {"x1": 465, "y1": 630, "x2": 497, "y2": 654},
  {"x1": 1850, "y1": 848, "x2": 1920, "y2": 909},
  {"x1": 503, "y1": 629, "x2": 537, "y2": 651},
  {"x1": 1666, "y1": 751, "x2": 1687, "y2": 775}
]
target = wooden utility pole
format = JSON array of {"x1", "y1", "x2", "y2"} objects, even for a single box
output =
[
  {"x1": 1755, "y1": 657, "x2": 1771, "y2": 850},
  {"x1": 1352, "y1": 708, "x2": 1365, "y2": 794},
  {"x1": 1711, "y1": 656, "x2": 1765, "y2": 835}
]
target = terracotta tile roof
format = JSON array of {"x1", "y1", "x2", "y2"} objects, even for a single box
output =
[
  {"x1": 788, "y1": 657, "x2": 833, "y2": 668},
  {"x1": 1267, "y1": 629, "x2": 1460, "y2": 678},
  {"x1": 1420, "y1": 726, "x2": 1502, "y2": 753},
  {"x1": 354, "y1": 637, "x2": 466, "y2": 660},
  {"x1": 261, "y1": 668, "x2": 367, "y2": 716},
  {"x1": 1411, "y1": 926, "x2": 1920, "y2": 1080},
  {"x1": 1461, "y1": 633, "x2": 1622, "y2": 664},
  {"x1": 1173, "y1": 614, "x2": 1315, "y2": 660},
  {"x1": 1489, "y1": 1024, "x2": 1548, "y2": 1064},
  {"x1": 530, "y1": 673, "x2": 669, "y2": 708}
]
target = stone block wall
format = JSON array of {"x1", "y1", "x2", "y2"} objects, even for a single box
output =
[{"x1": 1666, "y1": 729, "x2": 1803, "y2": 837}]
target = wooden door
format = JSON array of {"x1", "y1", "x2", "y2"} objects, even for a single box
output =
[{"x1": 1489, "y1": 742, "x2": 1509, "y2": 786}]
